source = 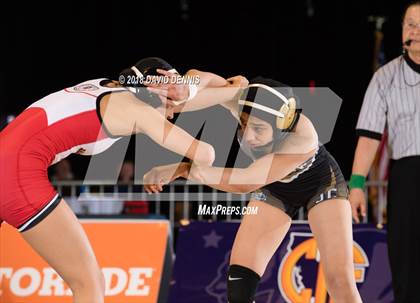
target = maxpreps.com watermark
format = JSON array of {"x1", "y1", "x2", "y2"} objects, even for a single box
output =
[{"x1": 198, "y1": 204, "x2": 258, "y2": 216}]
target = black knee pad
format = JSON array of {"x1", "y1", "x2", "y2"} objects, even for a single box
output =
[{"x1": 227, "y1": 264, "x2": 261, "y2": 303}]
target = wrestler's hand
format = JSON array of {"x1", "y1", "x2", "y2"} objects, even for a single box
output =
[
  {"x1": 226, "y1": 75, "x2": 249, "y2": 88},
  {"x1": 145, "y1": 69, "x2": 190, "y2": 103},
  {"x1": 143, "y1": 163, "x2": 190, "y2": 193},
  {"x1": 349, "y1": 188, "x2": 366, "y2": 223}
]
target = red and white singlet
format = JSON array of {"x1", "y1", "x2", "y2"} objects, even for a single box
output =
[{"x1": 0, "y1": 79, "x2": 124, "y2": 231}]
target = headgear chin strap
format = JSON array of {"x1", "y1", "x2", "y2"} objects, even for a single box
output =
[
  {"x1": 118, "y1": 57, "x2": 178, "y2": 108},
  {"x1": 236, "y1": 127, "x2": 274, "y2": 160},
  {"x1": 237, "y1": 81, "x2": 302, "y2": 158}
]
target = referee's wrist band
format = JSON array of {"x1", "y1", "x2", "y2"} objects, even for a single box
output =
[{"x1": 349, "y1": 174, "x2": 366, "y2": 189}]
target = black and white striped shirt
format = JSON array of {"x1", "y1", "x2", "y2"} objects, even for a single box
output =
[{"x1": 356, "y1": 55, "x2": 420, "y2": 160}]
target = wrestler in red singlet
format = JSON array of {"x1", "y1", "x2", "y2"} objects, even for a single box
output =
[{"x1": 0, "y1": 79, "x2": 124, "y2": 231}]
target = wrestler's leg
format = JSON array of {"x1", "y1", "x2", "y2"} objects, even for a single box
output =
[
  {"x1": 228, "y1": 200, "x2": 291, "y2": 303},
  {"x1": 22, "y1": 199, "x2": 105, "y2": 303},
  {"x1": 308, "y1": 199, "x2": 362, "y2": 303}
]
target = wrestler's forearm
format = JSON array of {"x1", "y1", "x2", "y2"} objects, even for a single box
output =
[
  {"x1": 185, "y1": 69, "x2": 228, "y2": 89},
  {"x1": 180, "y1": 164, "x2": 260, "y2": 193},
  {"x1": 174, "y1": 87, "x2": 241, "y2": 112}
]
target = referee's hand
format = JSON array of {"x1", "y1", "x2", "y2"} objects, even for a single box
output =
[{"x1": 349, "y1": 188, "x2": 366, "y2": 223}]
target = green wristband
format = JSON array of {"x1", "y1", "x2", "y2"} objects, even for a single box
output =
[{"x1": 349, "y1": 174, "x2": 366, "y2": 189}]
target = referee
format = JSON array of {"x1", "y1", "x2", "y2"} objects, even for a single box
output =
[{"x1": 349, "y1": 2, "x2": 420, "y2": 302}]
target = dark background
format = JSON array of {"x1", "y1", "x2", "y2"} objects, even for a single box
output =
[{"x1": 1, "y1": 0, "x2": 411, "y2": 177}]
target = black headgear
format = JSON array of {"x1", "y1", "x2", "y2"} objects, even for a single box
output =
[
  {"x1": 237, "y1": 77, "x2": 302, "y2": 159},
  {"x1": 118, "y1": 57, "x2": 177, "y2": 107}
]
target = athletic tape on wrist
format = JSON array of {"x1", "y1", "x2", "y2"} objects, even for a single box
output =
[
  {"x1": 187, "y1": 83, "x2": 198, "y2": 100},
  {"x1": 172, "y1": 84, "x2": 198, "y2": 105}
]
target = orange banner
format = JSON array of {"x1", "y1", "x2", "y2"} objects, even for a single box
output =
[{"x1": 0, "y1": 219, "x2": 169, "y2": 303}]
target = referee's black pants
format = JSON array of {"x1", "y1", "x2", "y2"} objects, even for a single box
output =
[{"x1": 387, "y1": 156, "x2": 420, "y2": 303}]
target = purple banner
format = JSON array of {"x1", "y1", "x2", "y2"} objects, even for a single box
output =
[{"x1": 169, "y1": 222, "x2": 393, "y2": 303}]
